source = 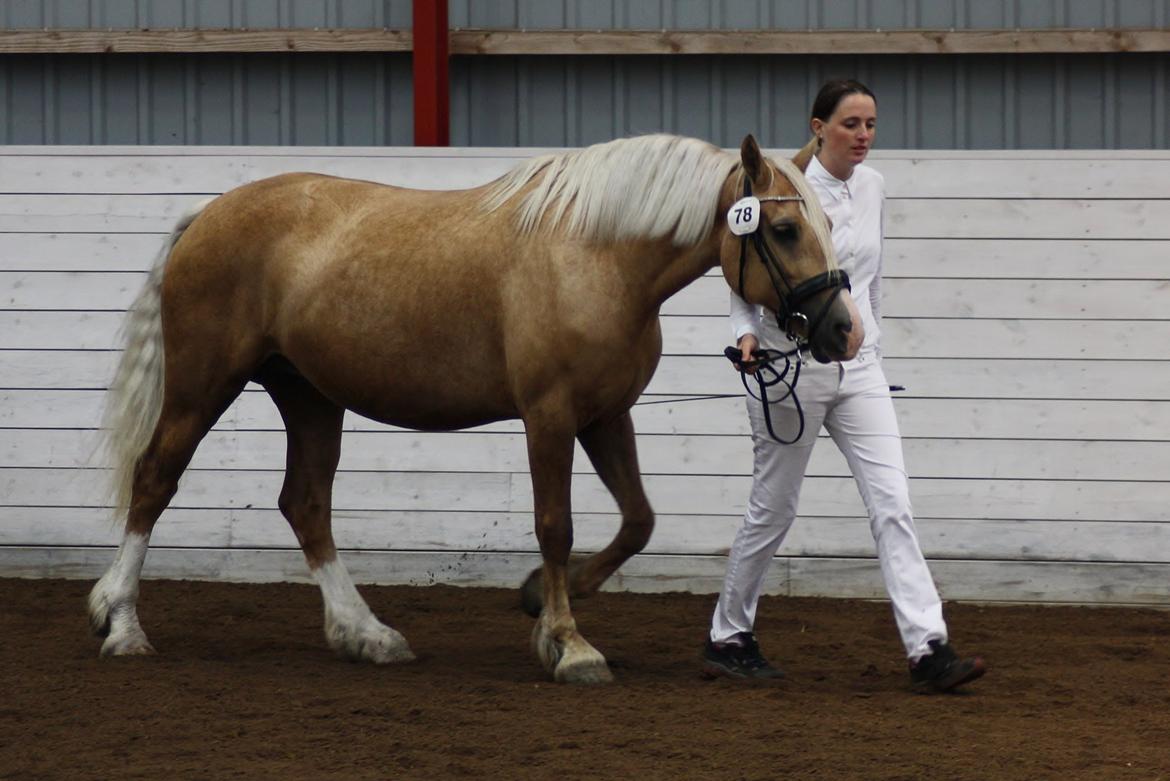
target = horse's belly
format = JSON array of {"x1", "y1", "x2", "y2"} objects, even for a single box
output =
[
  {"x1": 278, "y1": 354, "x2": 518, "y2": 432},
  {"x1": 345, "y1": 396, "x2": 517, "y2": 432}
]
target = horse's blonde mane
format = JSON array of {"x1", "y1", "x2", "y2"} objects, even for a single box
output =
[
  {"x1": 485, "y1": 134, "x2": 739, "y2": 247},
  {"x1": 770, "y1": 156, "x2": 839, "y2": 270}
]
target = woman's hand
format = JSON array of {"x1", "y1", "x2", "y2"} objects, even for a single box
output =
[{"x1": 737, "y1": 333, "x2": 760, "y2": 373}]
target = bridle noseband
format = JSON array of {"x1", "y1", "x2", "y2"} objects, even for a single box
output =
[{"x1": 732, "y1": 169, "x2": 851, "y2": 347}]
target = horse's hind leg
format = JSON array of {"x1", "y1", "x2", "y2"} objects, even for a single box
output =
[
  {"x1": 261, "y1": 369, "x2": 414, "y2": 665},
  {"x1": 521, "y1": 411, "x2": 654, "y2": 616},
  {"x1": 89, "y1": 393, "x2": 241, "y2": 656}
]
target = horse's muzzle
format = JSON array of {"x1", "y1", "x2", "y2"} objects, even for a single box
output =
[{"x1": 808, "y1": 290, "x2": 864, "y2": 363}]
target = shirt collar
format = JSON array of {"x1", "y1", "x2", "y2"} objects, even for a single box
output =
[{"x1": 806, "y1": 154, "x2": 852, "y2": 201}]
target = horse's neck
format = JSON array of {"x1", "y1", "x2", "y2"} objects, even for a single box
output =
[{"x1": 636, "y1": 236, "x2": 721, "y2": 312}]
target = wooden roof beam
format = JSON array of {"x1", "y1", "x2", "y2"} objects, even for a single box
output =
[{"x1": 0, "y1": 28, "x2": 1167, "y2": 56}]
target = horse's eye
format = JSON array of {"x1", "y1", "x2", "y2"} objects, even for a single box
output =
[{"x1": 770, "y1": 220, "x2": 798, "y2": 240}]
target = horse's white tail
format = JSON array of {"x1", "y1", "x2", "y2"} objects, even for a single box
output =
[{"x1": 102, "y1": 199, "x2": 212, "y2": 519}]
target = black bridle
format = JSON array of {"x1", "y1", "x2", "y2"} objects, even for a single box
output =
[
  {"x1": 733, "y1": 170, "x2": 851, "y2": 346},
  {"x1": 726, "y1": 167, "x2": 853, "y2": 444}
]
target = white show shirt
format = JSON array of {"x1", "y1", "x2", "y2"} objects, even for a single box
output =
[{"x1": 730, "y1": 154, "x2": 884, "y2": 354}]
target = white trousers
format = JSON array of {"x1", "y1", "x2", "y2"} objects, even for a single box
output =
[{"x1": 710, "y1": 347, "x2": 947, "y2": 661}]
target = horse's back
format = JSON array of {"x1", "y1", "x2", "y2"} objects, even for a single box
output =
[{"x1": 162, "y1": 172, "x2": 526, "y2": 428}]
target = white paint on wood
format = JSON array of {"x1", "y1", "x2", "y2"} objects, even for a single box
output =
[
  {"x1": 2, "y1": 547, "x2": 1169, "y2": 605},
  {"x1": 7, "y1": 350, "x2": 1170, "y2": 400},
  {"x1": 1, "y1": 146, "x2": 1167, "y2": 606},
  {"x1": 3, "y1": 507, "x2": 1168, "y2": 563},
  {"x1": 3, "y1": 152, "x2": 1169, "y2": 199},
  {"x1": 4, "y1": 467, "x2": 1168, "y2": 523},
  {"x1": 6, "y1": 427, "x2": 1170, "y2": 482},
  {"x1": 4, "y1": 389, "x2": 1169, "y2": 441}
]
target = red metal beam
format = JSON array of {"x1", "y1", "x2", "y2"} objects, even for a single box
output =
[{"x1": 412, "y1": 0, "x2": 449, "y2": 146}]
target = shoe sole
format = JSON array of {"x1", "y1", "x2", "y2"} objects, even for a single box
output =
[
  {"x1": 699, "y1": 660, "x2": 785, "y2": 681},
  {"x1": 912, "y1": 657, "x2": 987, "y2": 694}
]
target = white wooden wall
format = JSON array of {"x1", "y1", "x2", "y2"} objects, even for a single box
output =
[{"x1": 2, "y1": 146, "x2": 1168, "y2": 606}]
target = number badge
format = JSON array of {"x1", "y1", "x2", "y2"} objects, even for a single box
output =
[{"x1": 727, "y1": 196, "x2": 761, "y2": 236}]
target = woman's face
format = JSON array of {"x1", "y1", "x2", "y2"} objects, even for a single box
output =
[{"x1": 812, "y1": 92, "x2": 877, "y2": 172}]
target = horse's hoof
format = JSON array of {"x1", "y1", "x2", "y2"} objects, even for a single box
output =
[
  {"x1": 555, "y1": 656, "x2": 614, "y2": 685},
  {"x1": 100, "y1": 629, "x2": 156, "y2": 657},
  {"x1": 533, "y1": 621, "x2": 612, "y2": 684},
  {"x1": 354, "y1": 633, "x2": 415, "y2": 665},
  {"x1": 519, "y1": 567, "x2": 543, "y2": 617},
  {"x1": 328, "y1": 618, "x2": 415, "y2": 665}
]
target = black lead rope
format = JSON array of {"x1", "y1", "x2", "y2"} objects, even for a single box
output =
[{"x1": 724, "y1": 345, "x2": 807, "y2": 444}]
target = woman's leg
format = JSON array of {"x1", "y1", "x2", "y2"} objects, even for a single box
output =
[
  {"x1": 824, "y1": 353, "x2": 947, "y2": 661},
  {"x1": 710, "y1": 364, "x2": 836, "y2": 643}
]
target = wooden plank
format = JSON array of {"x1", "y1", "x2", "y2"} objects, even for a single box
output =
[
  {"x1": 1, "y1": 28, "x2": 1167, "y2": 56},
  {"x1": 447, "y1": 28, "x2": 1170, "y2": 56},
  {"x1": 885, "y1": 199, "x2": 1170, "y2": 240},
  {"x1": 649, "y1": 356, "x2": 1170, "y2": 400},
  {"x1": 884, "y1": 239, "x2": 1170, "y2": 280},
  {"x1": 8, "y1": 427, "x2": 1170, "y2": 482},
  {"x1": 4, "y1": 152, "x2": 1169, "y2": 199},
  {"x1": 868, "y1": 159, "x2": 1170, "y2": 199},
  {"x1": 0, "y1": 272, "x2": 146, "y2": 310},
  {"x1": 2, "y1": 233, "x2": 1163, "y2": 280},
  {"x1": 787, "y1": 558, "x2": 1170, "y2": 605},
  {"x1": 4, "y1": 467, "x2": 1169, "y2": 521},
  {"x1": 0, "y1": 195, "x2": 202, "y2": 233},
  {"x1": 663, "y1": 277, "x2": 1170, "y2": 318},
  {"x1": 0, "y1": 28, "x2": 413, "y2": 54},
  {"x1": 0, "y1": 153, "x2": 525, "y2": 195},
  {"x1": 6, "y1": 506, "x2": 1168, "y2": 563},
  {"x1": 7, "y1": 350, "x2": 1170, "y2": 400},
  {"x1": 10, "y1": 312, "x2": 1170, "y2": 362},
  {"x1": 10, "y1": 272, "x2": 1170, "y2": 322},
  {"x1": 661, "y1": 317, "x2": 1170, "y2": 361},
  {"x1": 0, "y1": 233, "x2": 165, "y2": 272},
  {"x1": 4, "y1": 389, "x2": 1167, "y2": 441},
  {"x1": 2, "y1": 546, "x2": 1167, "y2": 605},
  {"x1": 3, "y1": 146, "x2": 1168, "y2": 161},
  {"x1": 881, "y1": 280, "x2": 1170, "y2": 321},
  {"x1": 2, "y1": 194, "x2": 1168, "y2": 239}
]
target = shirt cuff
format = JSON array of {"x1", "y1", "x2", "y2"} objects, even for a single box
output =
[{"x1": 734, "y1": 323, "x2": 758, "y2": 342}]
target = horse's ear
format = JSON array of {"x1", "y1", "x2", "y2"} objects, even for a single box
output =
[
  {"x1": 792, "y1": 136, "x2": 818, "y2": 172},
  {"x1": 740, "y1": 134, "x2": 765, "y2": 185}
]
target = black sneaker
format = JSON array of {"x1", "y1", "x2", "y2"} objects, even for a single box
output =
[
  {"x1": 700, "y1": 632, "x2": 785, "y2": 680},
  {"x1": 909, "y1": 639, "x2": 986, "y2": 693}
]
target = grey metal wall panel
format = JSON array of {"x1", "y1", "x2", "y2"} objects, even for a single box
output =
[
  {"x1": 4, "y1": 0, "x2": 1169, "y2": 29},
  {"x1": 446, "y1": 53, "x2": 1170, "y2": 149},
  {"x1": 0, "y1": 54, "x2": 414, "y2": 145},
  {"x1": 2, "y1": 2, "x2": 1168, "y2": 148},
  {"x1": 2, "y1": 51, "x2": 1167, "y2": 148}
]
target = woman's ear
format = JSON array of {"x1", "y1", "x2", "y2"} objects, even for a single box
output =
[
  {"x1": 740, "y1": 134, "x2": 766, "y2": 186},
  {"x1": 792, "y1": 136, "x2": 818, "y2": 172}
]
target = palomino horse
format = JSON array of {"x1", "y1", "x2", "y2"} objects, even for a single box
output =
[{"x1": 89, "y1": 133, "x2": 861, "y2": 684}]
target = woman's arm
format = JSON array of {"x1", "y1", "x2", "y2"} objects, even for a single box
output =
[
  {"x1": 729, "y1": 290, "x2": 761, "y2": 361},
  {"x1": 870, "y1": 179, "x2": 885, "y2": 355},
  {"x1": 729, "y1": 289, "x2": 760, "y2": 342}
]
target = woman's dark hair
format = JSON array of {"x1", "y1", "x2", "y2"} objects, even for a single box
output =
[{"x1": 811, "y1": 79, "x2": 876, "y2": 122}]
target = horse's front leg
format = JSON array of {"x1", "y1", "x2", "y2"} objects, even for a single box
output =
[
  {"x1": 524, "y1": 414, "x2": 613, "y2": 684},
  {"x1": 521, "y1": 411, "x2": 654, "y2": 617}
]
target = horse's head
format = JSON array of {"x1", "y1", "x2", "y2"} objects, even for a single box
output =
[{"x1": 718, "y1": 134, "x2": 863, "y2": 363}]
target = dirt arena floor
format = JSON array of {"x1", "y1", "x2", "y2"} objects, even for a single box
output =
[{"x1": 2, "y1": 577, "x2": 1167, "y2": 781}]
